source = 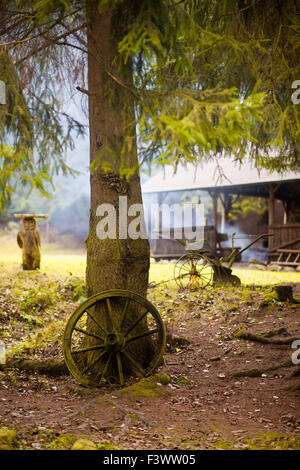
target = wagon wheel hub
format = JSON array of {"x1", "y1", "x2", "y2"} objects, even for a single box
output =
[{"x1": 105, "y1": 332, "x2": 125, "y2": 351}]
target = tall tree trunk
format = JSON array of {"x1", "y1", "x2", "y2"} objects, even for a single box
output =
[
  {"x1": 84, "y1": 1, "x2": 151, "y2": 380},
  {"x1": 86, "y1": 1, "x2": 149, "y2": 298}
]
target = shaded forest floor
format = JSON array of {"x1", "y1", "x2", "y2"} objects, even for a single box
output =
[{"x1": 0, "y1": 251, "x2": 299, "y2": 450}]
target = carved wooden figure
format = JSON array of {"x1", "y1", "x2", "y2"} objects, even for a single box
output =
[{"x1": 15, "y1": 214, "x2": 48, "y2": 270}]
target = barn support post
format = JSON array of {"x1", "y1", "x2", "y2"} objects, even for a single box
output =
[
  {"x1": 220, "y1": 191, "x2": 231, "y2": 233},
  {"x1": 212, "y1": 188, "x2": 218, "y2": 231},
  {"x1": 268, "y1": 184, "x2": 275, "y2": 227},
  {"x1": 283, "y1": 200, "x2": 288, "y2": 224},
  {"x1": 267, "y1": 183, "x2": 281, "y2": 253}
]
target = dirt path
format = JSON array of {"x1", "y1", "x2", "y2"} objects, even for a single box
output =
[{"x1": 0, "y1": 284, "x2": 299, "y2": 450}]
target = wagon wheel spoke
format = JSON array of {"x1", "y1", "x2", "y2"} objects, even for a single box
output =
[
  {"x1": 121, "y1": 350, "x2": 145, "y2": 376},
  {"x1": 177, "y1": 272, "x2": 190, "y2": 279},
  {"x1": 71, "y1": 344, "x2": 105, "y2": 355},
  {"x1": 199, "y1": 273, "x2": 213, "y2": 282},
  {"x1": 82, "y1": 349, "x2": 108, "y2": 375},
  {"x1": 73, "y1": 326, "x2": 104, "y2": 342},
  {"x1": 105, "y1": 298, "x2": 115, "y2": 329},
  {"x1": 119, "y1": 297, "x2": 130, "y2": 330},
  {"x1": 126, "y1": 328, "x2": 159, "y2": 344},
  {"x1": 99, "y1": 352, "x2": 113, "y2": 385},
  {"x1": 85, "y1": 308, "x2": 108, "y2": 336},
  {"x1": 180, "y1": 263, "x2": 194, "y2": 272},
  {"x1": 116, "y1": 352, "x2": 124, "y2": 386},
  {"x1": 124, "y1": 309, "x2": 148, "y2": 337}
]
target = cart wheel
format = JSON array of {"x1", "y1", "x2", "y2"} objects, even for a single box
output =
[
  {"x1": 230, "y1": 275, "x2": 241, "y2": 287},
  {"x1": 63, "y1": 290, "x2": 166, "y2": 388},
  {"x1": 174, "y1": 253, "x2": 213, "y2": 289}
]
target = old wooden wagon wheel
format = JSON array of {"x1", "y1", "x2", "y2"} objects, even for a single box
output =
[
  {"x1": 63, "y1": 290, "x2": 166, "y2": 388},
  {"x1": 174, "y1": 253, "x2": 213, "y2": 289}
]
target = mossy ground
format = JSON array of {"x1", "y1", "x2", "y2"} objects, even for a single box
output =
[
  {"x1": 0, "y1": 239, "x2": 299, "y2": 450},
  {"x1": 212, "y1": 432, "x2": 300, "y2": 450},
  {"x1": 120, "y1": 374, "x2": 171, "y2": 398}
]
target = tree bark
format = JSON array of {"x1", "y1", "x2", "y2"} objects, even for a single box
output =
[
  {"x1": 86, "y1": 1, "x2": 149, "y2": 298},
  {"x1": 83, "y1": 1, "x2": 151, "y2": 378}
]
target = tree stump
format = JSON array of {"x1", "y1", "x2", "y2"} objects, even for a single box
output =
[
  {"x1": 272, "y1": 285, "x2": 295, "y2": 303},
  {"x1": 15, "y1": 214, "x2": 48, "y2": 270}
]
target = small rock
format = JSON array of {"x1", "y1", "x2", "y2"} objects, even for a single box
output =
[
  {"x1": 71, "y1": 439, "x2": 97, "y2": 450},
  {"x1": 267, "y1": 264, "x2": 282, "y2": 272},
  {"x1": 249, "y1": 258, "x2": 265, "y2": 266},
  {"x1": 31, "y1": 442, "x2": 42, "y2": 450},
  {"x1": 248, "y1": 264, "x2": 266, "y2": 271},
  {"x1": 210, "y1": 356, "x2": 221, "y2": 362},
  {"x1": 282, "y1": 266, "x2": 295, "y2": 272}
]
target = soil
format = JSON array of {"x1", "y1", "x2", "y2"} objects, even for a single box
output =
[{"x1": 0, "y1": 282, "x2": 300, "y2": 450}]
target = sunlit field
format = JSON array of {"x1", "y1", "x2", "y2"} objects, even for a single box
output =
[
  {"x1": 149, "y1": 262, "x2": 300, "y2": 286},
  {"x1": 0, "y1": 240, "x2": 300, "y2": 286}
]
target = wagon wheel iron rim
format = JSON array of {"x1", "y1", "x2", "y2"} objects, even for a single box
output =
[
  {"x1": 63, "y1": 290, "x2": 166, "y2": 388},
  {"x1": 174, "y1": 254, "x2": 213, "y2": 289}
]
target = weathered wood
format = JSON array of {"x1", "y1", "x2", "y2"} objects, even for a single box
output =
[
  {"x1": 272, "y1": 285, "x2": 295, "y2": 302},
  {"x1": 14, "y1": 213, "x2": 48, "y2": 219},
  {"x1": 277, "y1": 248, "x2": 300, "y2": 253},
  {"x1": 268, "y1": 184, "x2": 276, "y2": 226},
  {"x1": 211, "y1": 189, "x2": 218, "y2": 230},
  {"x1": 16, "y1": 217, "x2": 42, "y2": 270},
  {"x1": 268, "y1": 227, "x2": 300, "y2": 254}
]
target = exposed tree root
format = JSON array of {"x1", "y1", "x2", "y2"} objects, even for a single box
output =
[
  {"x1": 104, "y1": 396, "x2": 153, "y2": 428},
  {"x1": 286, "y1": 367, "x2": 300, "y2": 379},
  {"x1": 286, "y1": 384, "x2": 300, "y2": 392},
  {"x1": 0, "y1": 358, "x2": 68, "y2": 377},
  {"x1": 233, "y1": 359, "x2": 293, "y2": 378},
  {"x1": 234, "y1": 332, "x2": 299, "y2": 345},
  {"x1": 56, "y1": 393, "x2": 153, "y2": 429},
  {"x1": 261, "y1": 327, "x2": 288, "y2": 338}
]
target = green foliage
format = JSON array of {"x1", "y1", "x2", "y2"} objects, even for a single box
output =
[
  {"x1": 228, "y1": 196, "x2": 268, "y2": 222},
  {"x1": 0, "y1": 428, "x2": 19, "y2": 450},
  {"x1": 1, "y1": 0, "x2": 298, "y2": 196},
  {"x1": 64, "y1": 276, "x2": 86, "y2": 301},
  {"x1": 0, "y1": 15, "x2": 86, "y2": 208},
  {"x1": 19, "y1": 313, "x2": 43, "y2": 327},
  {"x1": 118, "y1": 0, "x2": 300, "y2": 171},
  {"x1": 20, "y1": 290, "x2": 54, "y2": 313},
  {"x1": 46, "y1": 433, "x2": 77, "y2": 450},
  {"x1": 3, "y1": 0, "x2": 300, "y2": 189}
]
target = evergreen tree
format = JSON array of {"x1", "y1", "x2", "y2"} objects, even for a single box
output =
[{"x1": 0, "y1": 0, "x2": 299, "y2": 379}]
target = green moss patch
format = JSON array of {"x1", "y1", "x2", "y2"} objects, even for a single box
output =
[
  {"x1": 46, "y1": 433, "x2": 77, "y2": 450},
  {"x1": 121, "y1": 374, "x2": 171, "y2": 398},
  {"x1": 244, "y1": 432, "x2": 300, "y2": 450},
  {"x1": 71, "y1": 439, "x2": 97, "y2": 450},
  {"x1": 211, "y1": 432, "x2": 300, "y2": 450},
  {"x1": 0, "y1": 427, "x2": 19, "y2": 450}
]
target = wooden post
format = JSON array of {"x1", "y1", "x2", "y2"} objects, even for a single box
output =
[
  {"x1": 212, "y1": 189, "x2": 218, "y2": 231},
  {"x1": 268, "y1": 184, "x2": 280, "y2": 253},
  {"x1": 268, "y1": 184, "x2": 275, "y2": 227},
  {"x1": 219, "y1": 191, "x2": 231, "y2": 233},
  {"x1": 282, "y1": 200, "x2": 289, "y2": 224}
]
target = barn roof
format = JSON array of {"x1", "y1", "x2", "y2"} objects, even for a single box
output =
[{"x1": 142, "y1": 158, "x2": 300, "y2": 200}]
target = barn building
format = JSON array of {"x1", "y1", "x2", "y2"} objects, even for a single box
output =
[{"x1": 142, "y1": 158, "x2": 300, "y2": 265}]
